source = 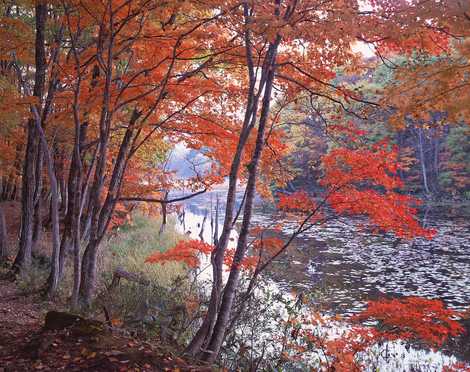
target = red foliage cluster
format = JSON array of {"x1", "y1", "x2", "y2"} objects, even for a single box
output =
[
  {"x1": 253, "y1": 236, "x2": 284, "y2": 256},
  {"x1": 352, "y1": 296, "x2": 465, "y2": 347},
  {"x1": 277, "y1": 190, "x2": 316, "y2": 213},
  {"x1": 321, "y1": 143, "x2": 436, "y2": 239},
  {"x1": 443, "y1": 362, "x2": 470, "y2": 372},
  {"x1": 223, "y1": 248, "x2": 259, "y2": 271},
  {"x1": 287, "y1": 297, "x2": 466, "y2": 371},
  {"x1": 322, "y1": 143, "x2": 404, "y2": 192},
  {"x1": 224, "y1": 235, "x2": 285, "y2": 271},
  {"x1": 145, "y1": 239, "x2": 213, "y2": 268},
  {"x1": 328, "y1": 122, "x2": 367, "y2": 142},
  {"x1": 146, "y1": 235, "x2": 285, "y2": 272}
]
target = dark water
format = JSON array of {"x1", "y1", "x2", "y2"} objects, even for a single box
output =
[
  {"x1": 254, "y1": 207, "x2": 470, "y2": 315},
  {"x1": 184, "y1": 194, "x2": 470, "y2": 314},
  {"x1": 182, "y1": 194, "x2": 470, "y2": 363}
]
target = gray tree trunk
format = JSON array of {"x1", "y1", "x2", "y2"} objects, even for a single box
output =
[
  {"x1": 417, "y1": 128, "x2": 431, "y2": 195},
  {"x1": 0, "y1": 207, "x2": 8, "y2": 262},
  {"x1": 13, "y1": 2, "x2": 47, "y2": 273},
  {"x1": 201, "y1": 34, "x2": 280, "y2": 363}
]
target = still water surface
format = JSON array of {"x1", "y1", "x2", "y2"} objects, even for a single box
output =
[
  {"x1": 182, "y1": 193, "x2": 469, "y2": 314},
  {"x1": 178, "y1": 192, "x2": 470, "y2": 365}
]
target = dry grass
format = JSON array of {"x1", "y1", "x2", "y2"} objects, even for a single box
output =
[{"x1": 100, "y1": 213, "x2": 187, "y2": 288}]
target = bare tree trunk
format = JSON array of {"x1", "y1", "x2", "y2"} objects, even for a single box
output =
[
  {"x1": 32, "y1": 197, "x2": 43, "y2": 254},
  {"x1": 417, "y1": 127, "x2": 431, "y2": 195},
  {"x1": 186, "y1": 7, "x2": 274, "y2": 354},
  {"x1": 31, "y1": 135, "x2": 45, "y2": 254},
  {"x1": 79, "y1": 109, "x2": 140, "y2": 307},
  {"x1": 13, "y1": 126, "x2": 38, "y2": 272},
  {"x1": 2, "y1": 145, "x2": 23, "y2": 201},
  {"x1": 432, "y1": 132, "x2": 440, "y2": 194},
  {"x1": 198, "y1": 210, "x2": 207, "y2": 242},
  {"x1": 39, "y1": 128, "x2": 61, "y2": 298},
  {"x1": 200, "y1": 33, "x2": 281, "y2": 363},
  {"x1": 70, "y1": 134, "x2": 85, "y2": 309},
  {"x1": 78, "y1": 21, "x2": 115, "y2": 306},
  {"x1": 57, "y1": 233, "x2": 71, "y2": 280},
  {"x1": 13, "y1": 2, "x2": 47, "y2": 273},
  {"x1": 159, "y1": 191, "x2": 168, "y2": 235},
  {"x1": 0, "y1": 207, "x2": 7, "y2": 263},
  {"x1": 52, "y1": 127, "x2": 84, "y2": 301},
  {"x1": 59, "y1": 175, "x2": 68, "y2": 217}
]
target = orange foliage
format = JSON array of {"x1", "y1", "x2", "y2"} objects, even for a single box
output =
[
  {"x1": 287, "y1": 297, "x2": 465, "y2": 371},
  {"x1": 145, "y1": 239, "x2": 213, "y2": 268},
  {"x1": 321, "y1": 142, "x2": 436, "y2": 239},
  {"x1": 223, "y1": 249, "x2": 259, "y2": 271},
  {"x1": 443, "y1": 363, "x2": 470, "y2": 372},
  {"x1": 253, "y1": 236, "x2": 284, "y2": 256},
  {"x1": 277, "y1": 191, "x2": 316, "y2": 213},
  {"x1": 352, "y1": 297, "x2": 465, "y2": 348}
]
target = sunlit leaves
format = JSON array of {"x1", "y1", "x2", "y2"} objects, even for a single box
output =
[{"x1": 283, "y1": 296, "x2": 465, "y2": 370}]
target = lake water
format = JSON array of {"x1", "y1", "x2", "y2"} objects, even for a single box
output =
[
  {"x1": 182, "y1": 193, "x2": 469, "y2": 311},
  {"x1": 177, "y1": 191, "x2": 470, "y2": 365}
]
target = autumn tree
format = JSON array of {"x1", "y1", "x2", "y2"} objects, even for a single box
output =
[
  {"x1": 1, "y1": 0, "x2": 244, "y2": 305},
  {"x1": 1, "y1": 1, "x2": 466, "y2": 366},
  {"x1": 152, "y1": 0, "x2": 454, "y2": 362}
]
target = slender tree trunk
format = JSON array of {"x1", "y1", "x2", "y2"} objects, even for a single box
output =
[
  {"x1": 39, "y1": 126, "x2": 61, "y2": 298},
  {"x1": 13, "y1": 126, "x2": 38, "y2": 272},
  {"x1": 53, "y1": 145, "x2": 80, "y2": 285},
  {"x1": 0, "y1": 207, "x2": 7, "y2": 263},
  {"x1": 69, "y1": 133, "x2": 84, "y2": 309},
  {"x1": 159, "y1": 192, "x2": 168, "y2": 235},
  {"x1": 2, "y1": 145, "x2": 22, "y2": 201},
  {"x1": 13, "y1": 2, "x2": 47, "y2": 273},
  {"x1": 185, "y1": 7, "x2": 275, "y2": 354},
  {"x1": 31, "y1": 138, "x2": 45, "y2": 254},
  {"x1": 78, "y1": 10, "x2": 116, "y2": 307},
  {"x1": 70, "y1": 195, "x2": 82, "y2": 308},
  {"x1": 57, "y1": 232, "x2": 71, "y2": 280},
  {"x1": 32, "y1": 198, "x2": 43, "y2": 254},
  {"x1": 417, "y1": 128, "x2": 430, "y2": 195},
  {"x1": 186, "y1": 112, "x2": 254, "y2": 354},
  {"x1": 201, "y1": 35, "x2": 280, "y2": 363},
  {"x1": 433, "y1": 132, "x2": 440, "y2": 194},
  {"x1": 79, "y1": 109, "x2": 140, "y2": 307},
  {"x1": 59, "y1": 175, "x2": 68, "y2": 217}
]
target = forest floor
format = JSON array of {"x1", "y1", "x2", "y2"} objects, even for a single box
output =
[
  {"x1": 0, "y1": 202, "x2": 208, "y2": 371},
  {"x1": 0, "y1": 277, "x2": 211, "y2": 371}
]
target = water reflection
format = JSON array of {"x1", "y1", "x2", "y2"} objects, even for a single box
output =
[
  {"x1": 180, "y1": 192, "x2": 470, "y2": 315},
  {"x1": 176, "y1": 192, "x2": 470, "y2": 363}
]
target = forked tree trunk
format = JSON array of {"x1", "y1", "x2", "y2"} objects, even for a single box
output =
[
  {"x1": 200, "y1": 36, "x2": 279, "y2": 362},
  {"x1": 27, "y1": 106, "x2": 62, "y2": 297},
  {"x1": 78, "y1": 110, "x2": 140, "y2": 307},
  {"x1": 185, "y1": 7, "x2": 271, "y2": 354}
]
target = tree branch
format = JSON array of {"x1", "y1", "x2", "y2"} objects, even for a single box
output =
[{"x1": 118, "y1": 188, "x2": 207, "y2": 204}]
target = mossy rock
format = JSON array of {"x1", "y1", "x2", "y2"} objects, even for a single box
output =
[{"x1": 44, "y1": 311, "x2": 107, "y2": 336}]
